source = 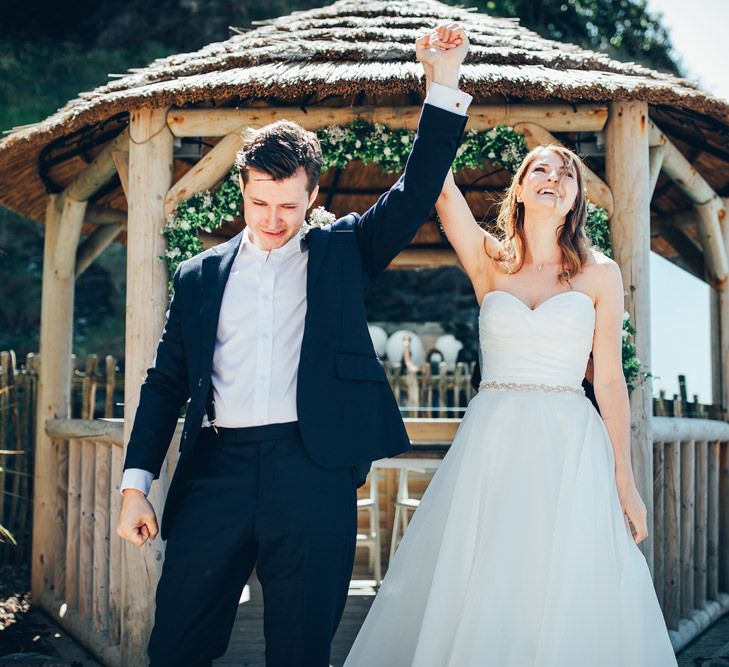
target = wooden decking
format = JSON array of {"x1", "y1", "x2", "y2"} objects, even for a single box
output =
[{"x1": 214, "y1": 572, "x2": 375, "y2": 667}]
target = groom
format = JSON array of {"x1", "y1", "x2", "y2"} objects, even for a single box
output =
[{"x1": 117, "y1": 24, "x2": 471, "y2": 667}]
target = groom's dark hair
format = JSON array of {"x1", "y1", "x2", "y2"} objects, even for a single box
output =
[{"x1": 235, "y1": 121, "x2": 323, "y2": 193}]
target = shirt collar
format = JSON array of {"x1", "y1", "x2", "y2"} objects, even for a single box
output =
[{"x1": 239, "y1": 226, "x2": 307, "y2": 259}]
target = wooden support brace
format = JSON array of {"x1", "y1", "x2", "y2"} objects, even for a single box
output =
[
  {"x1": 648, "y1": 144, "x2": 666, "y2": 197},
  {"x1": 112, "y1": 151, "x2": 130, "y2": 201},
  {"x1": 53, "y1": 196, "x2": 87, "y2": 280},
  {"x1": 650, "y1": 122, "x2": 728, "y2": 283},
  {"x1": 164, "y1": 133, "x2": 242, "y2": 217},
  {"x1": 76, "y1": 223, "x2": 126, "y2": 277},
  {"x1": 64, "y1": 131, "x2": 129, "y2": 203},
  {"x1": 513, "y1": 122, "x2": 614, "y2": 216}
]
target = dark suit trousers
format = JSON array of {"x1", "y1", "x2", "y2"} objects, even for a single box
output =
[{"x1": 147, "y1": 424, "x2": 358, "y2": 667}]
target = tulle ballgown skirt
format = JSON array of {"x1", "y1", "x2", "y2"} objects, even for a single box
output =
[{"x1": 344, "y1": 389, "x2": 677, "y2": 666}]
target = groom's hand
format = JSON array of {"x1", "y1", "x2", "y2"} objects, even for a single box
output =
[
  {"x1": 416, "y1": 23, "x2": 469, "y2": 89},
  {"x1": 117, "y1": 488, "x2": 159, "y2": 546}
]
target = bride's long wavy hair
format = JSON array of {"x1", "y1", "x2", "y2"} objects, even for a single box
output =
[{"x1": 487, "y1": 145, "x2": 592, "y2": 283}]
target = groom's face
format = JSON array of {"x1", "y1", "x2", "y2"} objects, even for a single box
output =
[{"x1": 239, "y1": 167, "x2": 319, "y2": 251}]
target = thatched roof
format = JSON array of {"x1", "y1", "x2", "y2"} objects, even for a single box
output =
[{"x1": 1, "y1": 0, "x2": 727, "y2": 275}]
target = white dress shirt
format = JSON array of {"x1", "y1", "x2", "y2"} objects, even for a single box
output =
[{"x1": 121, "y1": 82, "x2": 473, "y2": 496}]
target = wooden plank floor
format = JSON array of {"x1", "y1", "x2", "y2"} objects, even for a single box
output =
[{"x1": 214, "y1": 573, "x2": 375, "y2": 667}]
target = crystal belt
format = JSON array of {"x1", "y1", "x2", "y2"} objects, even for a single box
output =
[{"x1": 479, "y1": 380, "x2": 584, "y2": 395}]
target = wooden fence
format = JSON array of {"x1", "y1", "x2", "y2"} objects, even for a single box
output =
[{"x1": 0, "y1": 351, "x2": 122, "y2": 564}]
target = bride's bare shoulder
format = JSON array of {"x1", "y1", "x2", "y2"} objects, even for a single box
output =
[{"x1": 581, "y1": 248, "x2": 622, "y2": 295}]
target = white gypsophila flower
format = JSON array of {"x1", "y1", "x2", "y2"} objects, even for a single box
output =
[
  {"x1": 456, "y1": 144, "x2": 468, "y2": 158},
  {"x1": 623, "y1": 310, "x2": 630, "y2": 321},
  {"x1": 355, "y1": 140, "x2": 362, "y2": 149},
  {"x1": 207, "y1": 211, "x2": 215, "y2": 221},
  {"x1": 383, "y1": 147, "x2": 391, "y2": 156},
  {"x1": 186, "y1": 206, "x2": 196, "y2": 214},
  {"x1": 326, "y1": 126, "x2": 347, "y2": 143},
  {"x1": 401, "y1": 135, "x2": 410, "y2": 145},
  {"x1": 179, "y1": 220, "x2": 191, "y2": 231},
  {"x1": 308, "y1": 206, "x2": 336, "y2": 228},
  {"x1": 502, "y1": 144, "x2": 523, "y2": 166},
  {"x1": 224, "y1": 214, "x2": 234, "y2": 222},
  {"x1": 202, "y1": 193, "x2": 213, "y2": 208}
]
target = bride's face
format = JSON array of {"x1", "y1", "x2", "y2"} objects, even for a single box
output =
[{"x1": 518, "y1": 150, "x2": 579, "y2": 219}]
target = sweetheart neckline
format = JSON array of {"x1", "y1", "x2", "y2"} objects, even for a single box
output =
[{"x1": 481, "y1": 289, "x2": 595, "y2": 313}]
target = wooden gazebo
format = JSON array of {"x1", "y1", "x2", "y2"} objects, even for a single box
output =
[{"x1": 1, "y1": 0, "x2": 728, "y2": 663}]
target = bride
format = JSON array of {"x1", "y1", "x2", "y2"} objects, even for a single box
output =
[{"x1": 344, "y1": 25, "x2": 677, "y2": 667}]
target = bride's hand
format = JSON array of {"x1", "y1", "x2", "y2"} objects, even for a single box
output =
[
  {"x1": 617, "y1": 477, "x2": 648, "y2": 544},
  {"x1": 416, "y1": 23, "x2": 469, "y2": 82}
]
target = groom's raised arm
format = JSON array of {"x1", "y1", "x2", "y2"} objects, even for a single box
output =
[{"x1": 354, "y1": 25, "x2": 471, "y2": 280}]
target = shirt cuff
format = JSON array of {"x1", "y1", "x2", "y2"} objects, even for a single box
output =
[
  {"x1": 425, "y1": 81, "x2": 473, "y2": 116},
  {"x1": 120, "y1": 468, "x2": 154, "y2": 496}
]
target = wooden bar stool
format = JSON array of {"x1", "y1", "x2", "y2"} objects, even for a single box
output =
[{"x1": 356, "y1": 467, "x2": 382, "y2": 583}]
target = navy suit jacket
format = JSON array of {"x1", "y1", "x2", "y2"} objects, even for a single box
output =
[{"x1": 123, "y1": 103, "x2": 467, "y2": 537}]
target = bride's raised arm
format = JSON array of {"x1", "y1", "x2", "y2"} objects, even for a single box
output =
[
  {"x1": 417, "y1": 25, "x2": 501, "y2": 293},
  {"x1": 435, "y1": 169, "x2": 500, "y2": 291}
]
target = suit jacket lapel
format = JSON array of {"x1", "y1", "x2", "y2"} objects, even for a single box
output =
[
  {"x1": 305, "y1": 227, "x2": 330, "y2": 295},
  {"x1": 199, "y1": 231, "x2": 243, "y2": 380}
]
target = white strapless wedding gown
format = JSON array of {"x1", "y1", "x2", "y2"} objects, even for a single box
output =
[{"x1": 345, "y1": 290, "x2": 677, "y2": 666}]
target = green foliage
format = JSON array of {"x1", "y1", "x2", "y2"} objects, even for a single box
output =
[
  {"x1": 464, "y1": 0, "x2": 679, "y2": 73},
  {"x1": 0, "y1": 38, "x2": 171, "y2": 132}
]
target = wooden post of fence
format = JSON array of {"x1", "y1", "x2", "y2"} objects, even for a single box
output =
[
  {"x1": 708, "y1": 440, "x2": 720, "y2": 599},
  {"x1": 721, "y1": 442, "x2": 729, "y2": 591},
  {"x1": 680, "y1": 440, "x2": 696, "y2": 618},
  {"x1": 664, "y1": 439, "x2": 680, "y2": 629},
  {"x1": 104, "y1": 355, "x2": 117, "y2": 418},
  {"x1": 32, "y1": 195, "x2": 75, "y2": 599},
  {"x1": 605, "y1": 100, "x2": 654, "y2": 572},
  {"x1": 653, "y1": 441, "x2": 665, "y2": 606},
  {"x1": 694, "y1": 440, "x2": 708, "y2": 608},
  {"x1": 121, "y1": 106, "x2": 174, "y2": 666},
  {"x1": 81, "y1": 354, "x2": 98, "y2": 420}
]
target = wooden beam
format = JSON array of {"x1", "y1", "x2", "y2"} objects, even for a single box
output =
[
  {"x1": 389, "y1": 248, "x2": 459, "y2": 269},
  {"x1": 46, "y1": 418, "x2": 124, "y2": 445},
  {"x1": 164, "y1": 133, "x2": 242, "y2": 217},
  {"x1": 31, "y1": 195, "x2": 75, "y2": 600},
  {"x1": 76, "y1": 223, "x2": 126, "y2": 277},
  {"x1": 606, "y1": 100, "x2": 654, "y2": 572},
  {"x1": 650, "y1": 122, "x2": 728, "y2": 284},
  {"x1": 121, "y1": 107, "x2": 173, "y2": 666},
  {"x1": 513, "y1": 122, "x2": 614, "y2": 216},
  {"x1": 167, "y1": 104, "x2": 608, "y2": 137},
  {"x1": 648, "y1": 144, "x2": 666, "y2": 197},
  {"x1": 52, "y1": 196, "x2": 87, "y2": 279},
  {"x1": 85, "y1": 205, "x2": 127, "y2": 226},
  {"x1": 112, "y1": 150, "x2": 130, "y2": 201},
  {"x1": 64, "y1": 131, "x2": 129, "y2": 203},
  {"x1": 696, "y1": 198, "x2": 729, "y2": 285}
]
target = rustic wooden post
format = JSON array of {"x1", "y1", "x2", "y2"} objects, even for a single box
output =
[
  {"x1": 719, "y1": 199, "x2": 729, "y2": 591},
  {"x1": 694, "y1": 440, "x2": 708, "y2": 608},
  {"x1": 680, "y1": 440, "x2": 695, "y2": 617},
  {"x1": 120, "y1": 107, "x2": 174, "y2": 666},
  {"x1": 664, "y1": 439, "x2": 681, "y2": 629},
  {"x1": 31, "y1": 195, "x2": 75, "y2": 598},
  {"x1": 605, "y1": 100, "x2": 654, "y2": 571}
]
